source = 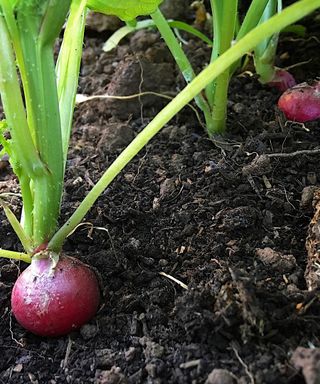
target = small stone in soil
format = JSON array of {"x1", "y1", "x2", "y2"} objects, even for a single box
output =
[
  {"x1": 255, "y1": 247, "x2": 298, "y2": 273},
  {"x1": 205, "y1": 368, "x2": 238, "y2": 384},
  {"x1": 159, "y1": 178, "x2": 176, "y2": 199},
  {"x1": 95, "y1": 366, "x2": 127, "y2": 384},
  {"x1": 124, "y1": 347, "x2": 137, "y2": 362},
  {"x1": 242, "y1": 155, "x2": 271, "y2": 177},
  {"x1": 143, "y1": 339, "x2": 165, "y2": 359},
  {"x1": 95, "y1": 349, "x2": 115, "y2": 368},
  {"x1": 291, "y1": 347, "x2": 320, "y2": 384},
  {"x1": 80, "y1": 324, "x2": 98, "y2": 340},
  {"x1": 159, "y1": 259, "x2": 168, "y2": 267},
  {"x1": 97, "y1": 122, "x2": 134, "y2": 152},
  {"x1": 300, "y1": 186, "x2": 318, "y2": 211}
]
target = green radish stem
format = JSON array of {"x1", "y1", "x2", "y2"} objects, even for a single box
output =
[{"x1": 0, "y1": 249, "x2": 31, "y2": 263}]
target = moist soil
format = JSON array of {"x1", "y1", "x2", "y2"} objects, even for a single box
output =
[{"x1": 1, "y1": 7, "x2": 320, "y2": 384}]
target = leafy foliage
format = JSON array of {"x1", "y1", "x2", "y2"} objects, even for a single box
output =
[{"x1": 87, "y1": 0, "x2": 163, "y2": 20}]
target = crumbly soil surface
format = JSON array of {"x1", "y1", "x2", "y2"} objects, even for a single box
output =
[{"x1": 1, "y1": 7, "x2": 320, "y2": 384}]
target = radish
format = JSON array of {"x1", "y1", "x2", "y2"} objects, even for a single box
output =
[
  {"x1": 278, "y1": 80, "x2": 320, "y2": 122},
  {"x1": 11, "y1": 255, "x2": 100, "y2": 337},
  {"x1": 267, "y1": 69, "x2": 296, "y2": 92}
]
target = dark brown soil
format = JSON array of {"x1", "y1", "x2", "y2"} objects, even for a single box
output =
[{"x1": 1, "y1": 6, "x2": 320, "y2": 384}]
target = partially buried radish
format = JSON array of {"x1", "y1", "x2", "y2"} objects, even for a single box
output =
[
  {"x1": 267, "y1": 69, "x2": 296, "y2": 92},
  {"x1": 278, "y1": 80, "x2": 320, "y2": 122},
  {"x1": 11, "y1": 255, "x2": 100, "y2": 337}
]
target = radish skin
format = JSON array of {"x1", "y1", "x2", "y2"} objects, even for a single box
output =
[
  {"x1": 278, "y1": 81, "x2": 320, "y2": 122},
  {"x1": 11, "y1": 256, "x2": 100, "y2": 337},
  {"x1": 267, "y1": 69, "x2": 296, "y2": 92}
]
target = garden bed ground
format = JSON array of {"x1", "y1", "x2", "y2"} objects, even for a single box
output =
[{"x1": 0, "y1": 6, "x2": 320, "y2": 384}]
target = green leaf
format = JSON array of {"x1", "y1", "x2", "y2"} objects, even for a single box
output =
[
  {"x1": 281, "y1": 24, "x2": 306, "y2": 37},
  {"x1": 86, "y1": 0, "x2": 163, "y2": 20},
  {"x1": 15, "y1": 0, "x2": 47, "y2": 16}
]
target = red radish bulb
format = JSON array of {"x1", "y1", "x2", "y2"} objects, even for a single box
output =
[
  {"x1": 267, "y1": 69, "x2": 296, "y2": 92},
  {"x1": 11, "y1": 255, "x2": 100, "y2": 337},
  {"x1": 278, "y1": 81, "x2": 320, "y2": 122}
]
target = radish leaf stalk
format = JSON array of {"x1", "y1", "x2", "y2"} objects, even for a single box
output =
[
  {"x1": 56, "y1": 0, "x2": 87, "y2": 166},
  {"x1": 0, "y1": 0, "x2": 70, "y2": 245},
  {"x1": 0, "y1": 249, "x2": 30, "y2": 263},
  {"x1": 252, "y1": 0, "x2": 295, "y2": 90},
  {"x1": 150, "y1": 8, "x2": 213, "y2": 132},
  {"x1": 205, "y1": 0, "x2": 238, "y2": 134}
]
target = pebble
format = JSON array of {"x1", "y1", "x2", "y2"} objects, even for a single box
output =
[
  {"x1": 80, "y1": 324, "x2": 98, "y2": 340},
  {"x1": 205, "y1": 368, "x2": 238, "y2": 384},
  {"x1": 159, "y1": 259, "x2": 168, "y2": 267}
]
